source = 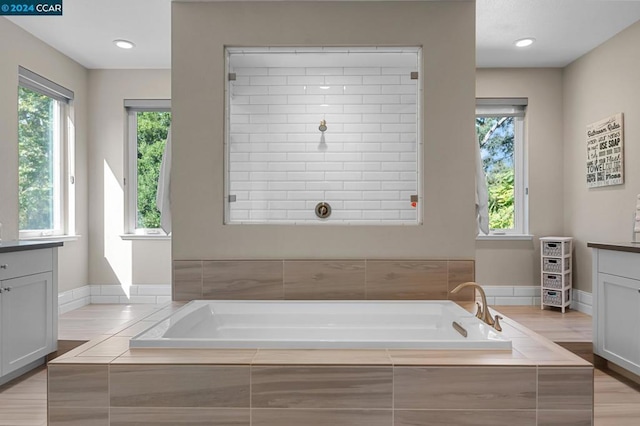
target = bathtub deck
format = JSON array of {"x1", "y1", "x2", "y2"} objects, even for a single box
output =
[
  {"x1": 48, "y1": 302, "x2": 593, "y2": 426},
  {"x1": 50, "y1": 302, "x2": 590, "y2": 367}
]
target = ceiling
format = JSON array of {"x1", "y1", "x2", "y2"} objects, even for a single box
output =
[{"x1": 5, "y1": 0, "x2": 640, "y2": 69}]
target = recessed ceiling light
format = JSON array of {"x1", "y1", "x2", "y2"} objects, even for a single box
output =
[
  {"x1": 515, "y1": 38, "x2": 535, "y2": 48},
  {"x1": 114, "y1": 39, "x2": 135, "y2": 49}
]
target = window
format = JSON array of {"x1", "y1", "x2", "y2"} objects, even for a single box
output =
[
  {"x1": 125, "y1": 100, "x2": 171, "y2": 234},
  {"x1": 18, "y1": 67, "x2": 74, "y2": 238},
  {"x1": 476, "y1": 98, "x2": 528, "y2": 236}
]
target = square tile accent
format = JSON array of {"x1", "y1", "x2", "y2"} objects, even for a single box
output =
[
  {"x1": 283, "y1": 260, "x2": 366, "y2": 299},
  {"x1": 251, "y1": 366, "x2": 393, "y2": 408},
  {"x1": 365, "y1": 260, "x2": 448, "y2": 299},
  {"x1": 110, "y1": 365, "x2": 250, "y2": 408},
  {"x1": 251, "y1": 408, "x2": 392, "y2": 426},
  {"x1": 394, "y1": 367, "x2": 537, "y2": 409},
  {"x1": 173, "y1": 261, "x2": 202, "y2": 301},
  {"x1": 48, "y1": 365, "x2": 108, "y2": 408},
  {"x1": 538, "y1": 367, "x2": 594, "y2": 410},
  {"x1": 202, "y1": 260, "x2": 283, "y2": 299}
]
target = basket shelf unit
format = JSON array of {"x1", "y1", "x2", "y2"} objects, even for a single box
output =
[{"x1": 540, "y1": 236, "x2": 573, "y2": 313}]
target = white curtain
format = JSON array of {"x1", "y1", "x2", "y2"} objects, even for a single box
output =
[
  {"x1": 156, "y1": 126, "x2": 172, "y2": 234},
  {"x1": 476, "y1": 129, "x2": 490, "y2": 235}
]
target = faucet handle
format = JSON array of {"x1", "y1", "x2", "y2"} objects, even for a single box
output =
[
  {"x1": 493, "y1": 315, "x2": 503, "y2": 332},
  {"x1": 475, "y1": 301, "x2": 483, "y2": 319}
]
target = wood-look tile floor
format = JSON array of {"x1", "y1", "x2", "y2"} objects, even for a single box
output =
[{"x1": 0, "y1": 304, "x2": 638, "y2": 425}]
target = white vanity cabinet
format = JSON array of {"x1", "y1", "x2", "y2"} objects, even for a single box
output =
[
  {"x1": 0, "y1": 243, "x2": 60, "y2": 385},
  {"x1": 590, "y1": 243, "x2": 640, "y2": 376}
]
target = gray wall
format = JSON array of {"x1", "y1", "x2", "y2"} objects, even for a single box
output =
[
  {"x1": 171, "y1": 1, "x2": 477, "y2": 261},
  {"x1": 475, "y1": 68, "x2": 565, "y2": 287},
  {"x1": 563, "y1": 20, "x2": 640, "y2": 292},
  {"x1": 0, "y1": 17, "x2": 89, "y2": 292},
  {"x1": 87, "y1": 69, "x2": 172, "y2": 286}
]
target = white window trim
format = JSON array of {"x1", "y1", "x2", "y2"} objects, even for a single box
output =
[
  {"x1": 476, "y1": 99, "x2": 529, "y2": 238},
  {"x1": 18, "y1": 68, "x2": 74, "y2": 239},
  {"x1": 124, "y1": 100, "x2": 171, "y2": 236}
]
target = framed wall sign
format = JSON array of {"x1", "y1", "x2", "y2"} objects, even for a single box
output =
[{"x1": 586, "y1": 112, "x2": 624, "y2": 188}]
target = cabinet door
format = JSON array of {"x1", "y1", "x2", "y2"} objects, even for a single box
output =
[
  {"x1": 597, "y1": 273, "x2": 640, "y2": 374},
  {"x1": 0, "y1": 272, "x2": 53, "y2": 376}
]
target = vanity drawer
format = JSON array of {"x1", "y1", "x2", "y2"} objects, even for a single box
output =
[
  {"x1": 0, "y1": 249, "x2": 53, "y2": 281},
  {"x1": 598, "y1": 249, "x2": 640, "y2": 280}
]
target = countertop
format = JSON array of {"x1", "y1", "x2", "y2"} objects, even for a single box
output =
[
  {"x1": 587, "y1": 241, "x2": 640, "y2": 254},
  {"x1": 0, "y1": 240, "x2": 64, "y2": 254}
]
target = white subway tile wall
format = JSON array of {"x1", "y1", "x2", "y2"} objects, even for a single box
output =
[{"x1": 227, "y1": 50, "x2": 420, "y2": 224}]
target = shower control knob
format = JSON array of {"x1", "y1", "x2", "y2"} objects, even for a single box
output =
[
  {"x1": 0, "y1": 264, "x2": 7, "y2": 269},
  {"x1": 315, "y1": 202, "x2": 331, "y2": 219}
]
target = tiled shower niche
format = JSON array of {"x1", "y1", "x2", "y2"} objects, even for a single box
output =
[{"x1": 225, "y1": 47, "x2": 422, "y2": 224}]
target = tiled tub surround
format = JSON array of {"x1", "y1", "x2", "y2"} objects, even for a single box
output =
[
  {"x1": 48, "y1": 303, "x2": 593, "y2": 426},
  {"x1": 226, "y1": 49, "x2": 420, "y2": 224},
  {"x1": 173, "y1": 259, "x2": 475, "y2": 302}
]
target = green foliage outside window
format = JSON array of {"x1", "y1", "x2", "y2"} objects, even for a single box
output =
[
  {"x1": 136, "y1": 111, "x2": 171, "y2": 229},
  {"x1": 476, "y1": 116, "x2": 515, "y2": 230},
  {"x1": 18, "y1": 86, "x2": 56, "y2": 231}
]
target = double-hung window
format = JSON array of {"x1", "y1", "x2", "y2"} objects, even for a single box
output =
[
  {"x1": 476, "y1": 98, "x2": 528, "y2": 236},
  {"x1": 18, "y1": 67, "x2": 74, "y2": 238},
  {"x1": 125, "y1": 100, "x2": 171, "y2": 235}
]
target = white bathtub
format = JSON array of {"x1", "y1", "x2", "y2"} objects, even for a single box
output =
[{"x1": 130, "y1": 300, "x2": 511, "y2": 350}]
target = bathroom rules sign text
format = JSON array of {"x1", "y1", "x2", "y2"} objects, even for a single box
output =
[{"x1": 586, "y1": 112, "x2": 624, "y2": 188}]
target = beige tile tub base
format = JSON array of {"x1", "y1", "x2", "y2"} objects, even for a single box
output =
[
  {"x1": 47, "y1": 365, "x2": 593, "y2": 426},
  {"x1": 173, "y1": 259, "x2": 475, "y2": 301},
  {"x1": 48, "y1": 304, "x2": 593, "y2": 426}
]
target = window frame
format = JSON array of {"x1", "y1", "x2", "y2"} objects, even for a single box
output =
[
  {"x1": 18, "y1": 67, "x2": 75, "y2": 239},
  {"x1": 124, "y1": 99, "x2": 171, "y2": 236},
  {"x1": 476, "y1": 98, "x2": 529, "y2": 237}
]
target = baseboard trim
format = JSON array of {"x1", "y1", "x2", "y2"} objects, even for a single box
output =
[
  {"x1": 481, "y1": 285, "x2": 592, "y2": 315},
  {"x1": 58, "y1": 285, "x2": 91, "y2": 314},
  {"x1": 59, "y1": 284, "x2": 172, "y2": 313},
  {"x1": 89, "y1": 284, "x2": 171, "y2": 305},
  {"x1": 481, "y1": 285, "x2": 540, "y2": 306}
]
